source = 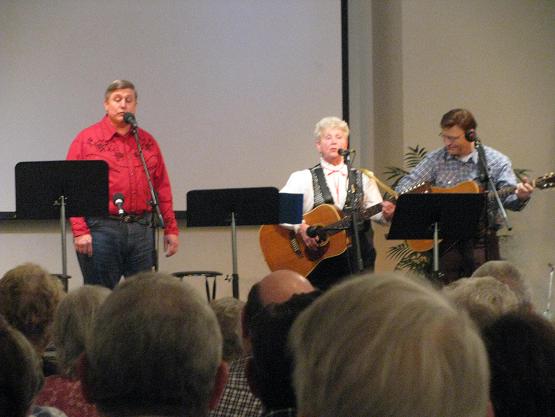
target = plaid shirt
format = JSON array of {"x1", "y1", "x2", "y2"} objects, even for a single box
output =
[
  {"x1": 209, "y1": 356, "x2": 262, "y2": 417},
  {"x1": 395, "y1": 145, "x2": 527, "y2": 228}
]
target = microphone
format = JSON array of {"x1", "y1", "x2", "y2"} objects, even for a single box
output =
[
  {"x1": 113, "y1": 193, "x2": 126, "y2": 216},
  {"x1": 306, "y1": 225, "x2": 327, "y2": 241},
  {"x1": 123, "y1": 112, "x2": 138, "y2": 128},
  {"x1": 338, "y1": 148, "x2": 354, "y2": 157}
]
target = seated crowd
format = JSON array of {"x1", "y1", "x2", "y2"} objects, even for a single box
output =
[{"x1": 0, "y1": 260, "x2": 553, "y2": 417}]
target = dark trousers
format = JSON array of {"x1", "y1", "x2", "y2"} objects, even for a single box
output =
[
  {"x1": 439, "y1": 232, "x2": 500, "y2": 285},
  {"x1": 77, "y1": 217, "x2": 154, "y2": 289}
]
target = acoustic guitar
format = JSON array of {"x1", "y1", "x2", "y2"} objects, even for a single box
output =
[
  {"x1": 406, "y1": 172, "x2": 555, "y2": 252},
  {"x1": 259, "y1": 183, "x2": 429, "y2": 277}
]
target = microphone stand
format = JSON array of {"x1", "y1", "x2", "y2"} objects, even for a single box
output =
[
  {"x1": 343, "y1": 151, "x2": 364, "y2": 273},
  {"x1": 130, "y1": 124, "x2": 165, "y2": 272},
  {"x1": 475, "y1": 139, "x2": 512, "y2": 232}
]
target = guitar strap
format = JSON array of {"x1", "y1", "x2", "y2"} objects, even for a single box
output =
[{"x1": 310, "y1": 165, "x2": 334, "y2": 206}]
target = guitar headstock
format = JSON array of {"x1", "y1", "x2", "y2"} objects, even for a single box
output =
[{"x1": 534, "y1": 172, "x2": 555, "y2": 190}]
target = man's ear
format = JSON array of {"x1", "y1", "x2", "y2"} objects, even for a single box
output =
[
  {"x1": 245, "y1": 356, "x2": 260, "y2": 399},
  {"x1": 208, "y1": 361, "x2": 229, "y2": 410},
  {"x1": 76, "y1": 352, "x2": 93, "y2": 403}
]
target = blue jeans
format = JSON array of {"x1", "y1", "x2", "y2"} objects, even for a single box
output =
[{"x1": 77, "y1": 217, "x2": 154, "y2": 289}]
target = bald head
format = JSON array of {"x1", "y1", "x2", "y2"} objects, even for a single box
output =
[
  {"x1": 258, "y1": 270, "x2": 314, "y2": 305},
  {"x1": 243, "y1": 270, "x2": 314, "y2": 345}
]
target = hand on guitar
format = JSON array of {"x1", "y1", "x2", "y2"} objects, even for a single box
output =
[
  {"x1": 381, "y1": 200, "x2": 395, "y2": 222},
  {"x1": 516, "y1": 177, "x2": 534, "y2": 201},
  {"x1": 298, "y1": 222, "x2": 320, "y2": 250}
]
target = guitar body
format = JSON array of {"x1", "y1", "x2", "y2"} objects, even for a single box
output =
[
  {"x1": 406, "y1": 180, "x2": 481, "y2": 252},
  {"x1": 259, "y1": 204, "x2": 349, "y2": 277}
]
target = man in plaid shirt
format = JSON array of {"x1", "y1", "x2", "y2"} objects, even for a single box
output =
[{"x1": 395, "y1": 108, "x2": 533, "y2": 283}]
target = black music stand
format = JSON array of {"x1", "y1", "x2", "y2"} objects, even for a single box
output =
[
  {"x1": 186, "y1": 187, "x2": 282, "y2": 299},
  {"x1": 15, "y1": 161, "x2": 109, "y2": 285},
  {"x1": 387, "y1": 193, "x2": 486, "y2": 283}
]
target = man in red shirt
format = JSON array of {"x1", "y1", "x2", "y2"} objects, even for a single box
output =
[{"x1": 67, "y1": 80, "x2": 179, "y2": 288}]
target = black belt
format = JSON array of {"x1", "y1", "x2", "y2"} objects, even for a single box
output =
[{"x1": 109, "y1": 213, "x2": 149, "y2": 224}]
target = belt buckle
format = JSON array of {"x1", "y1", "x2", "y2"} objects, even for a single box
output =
[{"x1": 122, "y1": 214, "x2": 133, "y2": 223}]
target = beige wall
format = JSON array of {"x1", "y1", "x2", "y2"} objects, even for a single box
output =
[{"x1": 351, "y1": 0, "x2": 555, "y2": 310}]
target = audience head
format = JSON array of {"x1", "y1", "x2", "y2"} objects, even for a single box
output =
[
  {"x1": 0, "y1": 314, "x2": 44, "y2": 417},
  {"x1": 243, "y1": 270, "x2": 314, "y2": 344},
  {"x1": 443, "y1": 276, "x2": 520, "y2": 329},
  {"x1": 289, "y1": 273, "x2": 490, "y2": 417},
  {"x1": 247, "y1": 291, "x2": 321, "y2": 411},
  {"x1": 482, "y1": 310, "x2": 555, "y2": 417},
  {"x1": 210, "y1": 297, "x2": 245, "y2": 362},
  {"x1": 81, "y1": 272, "x2": 227, "y2": 417},
  {"x1": 472, "y1": 260, "x2": 532, "y2": 309},
  {"x1": 0, "y1": 263, "x2": 65, "y2": 353},
  {"x1": 53, "y1": 285, "x2": 111, "y2": 377}
]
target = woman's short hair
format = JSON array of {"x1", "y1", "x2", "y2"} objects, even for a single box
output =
[
  {"x1": 442, "y1": 276, "x2": 520, "y2": 329},
  {"x1": 471, "y1": 260, "x2": 532, "y2": 308},
  {"x1": 313, "y1": 116, "x2": 349, "y2": 140},
  {"x1": 0, "y1": 263, "x2": 64, "y2": 353},
  {"x1": 53, "y1": 285, "x2": 111, "y2": 377},
  {"x1": 210, "y1": 297, "x2": 245, "y2": 362}
]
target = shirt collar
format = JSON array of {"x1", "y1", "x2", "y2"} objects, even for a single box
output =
[
  {"x1": 100, "y1": 115, "x2": 133, "y2": 141},
  {"x1": 320, "y1": 158, "x2": 347, "y2": 174},
  {"x1": 445, "y1": 148, "x2": 478, "y2": 164}
]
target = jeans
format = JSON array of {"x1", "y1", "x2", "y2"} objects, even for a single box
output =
[{"x1": 77, "y1": 217, "x2": 154, "y2": 289}]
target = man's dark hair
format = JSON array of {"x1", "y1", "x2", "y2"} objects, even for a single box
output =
[
  {"x1": 249, "y1": 291, "x2": 321, "y2": 410},
  {"x1": 481, "y1": 310, "x2": 555, "y2": 417},
  {"x1": 440, "y1": 108, "x2": 477, "y2": 132},
  {"x1": 244, "y1": 282, "x2": 263, "y2": 334}
]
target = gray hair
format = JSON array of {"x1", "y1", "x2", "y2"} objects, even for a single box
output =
[
  {"x1": 471, "y1": 260, "x2": 532, "y2": 308},
  {"x1": 443, "y1": 276, "x2": 520, "y2": 328},
  {"x1": 84, "y1": 272, "x2": 222, "y2": 417},
  {"x1": 313, "y1": 116, "x2": 349, "y2": 141},
  {"x1": 289, "y1": 273, "x2": 490, "y2": 417},
  {"x1": 104, "y1": 79, "x2": 137, "y2": 101},
  {"x1": 53, "y1": 285, "x2": 111, "y2": 377},
  {"x1": 0, "y1": 262, "x2": 64, "y2": 353},
  {"x1": 210, "y1": 297, "x2": 245, "y2": 362}
]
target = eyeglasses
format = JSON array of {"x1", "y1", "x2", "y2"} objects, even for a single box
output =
[{"x1": 438, "y1": 132, "x2": 463, "y2": 141}]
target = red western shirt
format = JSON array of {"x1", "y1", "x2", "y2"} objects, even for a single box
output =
[{"x1": 67, "y1": 115, "x2": 179, "y2": 237}]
